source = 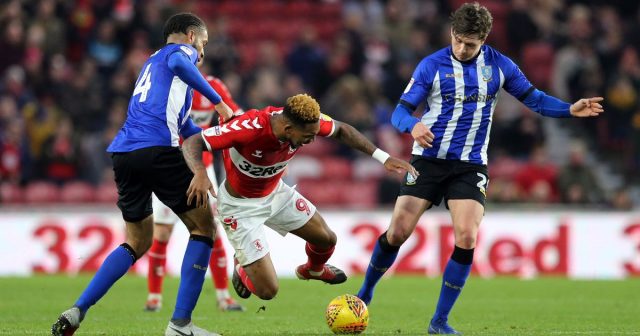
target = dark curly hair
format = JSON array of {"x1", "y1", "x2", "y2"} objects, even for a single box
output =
[
  {"x1": 451, "y1": 2, "x2": 493, "y2": 40},
  {"x1": 163, "y1": 13, "x2": 206, "y2": 42}
]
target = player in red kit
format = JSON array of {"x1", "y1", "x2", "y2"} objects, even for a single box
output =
[
  {"x1": 181, "y1": 94, "x2": 418, "y2": 300},
  {"x1": 145, "y1": 76, "x2": 245, "y2": 312}
]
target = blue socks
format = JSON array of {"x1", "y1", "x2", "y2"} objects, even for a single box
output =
[
  {"x1": 75, "y1": 244, "x2": 137, "y2": 313},
  {"x1": 171, "y1": 235, "x2": 213, "y2": 321},
  {"x1": 433, "y1": 246, "x2": 474, "y2": 322},
  {"x1": 357, "y1": 232, "x2": 400, "y2": 305}
]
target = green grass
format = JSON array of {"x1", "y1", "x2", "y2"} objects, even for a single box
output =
[{"x1": 1, "y1": 275, "x2": 639, "y2": 335}]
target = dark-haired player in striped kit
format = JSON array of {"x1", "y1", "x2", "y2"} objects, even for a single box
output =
[
  {"x1": 52, "y1": 13, "x2": 233, "y2": 336},
  {"x1": 356, "y1": 2, "x2": 604, "y2": 334}
]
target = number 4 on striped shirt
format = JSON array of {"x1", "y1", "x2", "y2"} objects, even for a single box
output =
[{"x1": 133, "y1": 64, "x2": 152, "y2": 103}]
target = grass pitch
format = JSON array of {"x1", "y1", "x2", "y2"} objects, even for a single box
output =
[{"x1": 0, "y1": 275, "x2": 638, "y2": 335}]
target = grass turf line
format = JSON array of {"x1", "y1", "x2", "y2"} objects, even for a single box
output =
[{"x1": 0, "y1": 275, "x2": 638, "y2": 335}]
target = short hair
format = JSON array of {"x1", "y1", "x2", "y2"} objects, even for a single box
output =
[
  {"x1": 283, "y1": 94, "x2": 321, "y2": 126},
  {"x1": 163, "y1": 13, "x2": 206, "y2": 42},
  {"x1": 451, "y1": 2, "x2": 493, "y2": 40}
]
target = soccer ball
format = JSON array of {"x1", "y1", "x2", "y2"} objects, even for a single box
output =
[{"x1": 325, "y1": 294, "x2": 369, "y2": 334}]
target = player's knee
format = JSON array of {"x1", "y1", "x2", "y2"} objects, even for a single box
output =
[
  {"x1": 255, "y1": 283, "x2": 279, "y2": 300},
  {"x1": 387, "y1": 215, "x2": 414, "y2": 245},
  {"x1": 324, "y1": 230, "x2": 337, "y2": 247},
  {"x1": 387, "y1": 226, "x2": 411, "y2": 246},
  {"x1": 129, "y1": 236, "x2": 153, "y2": 256},
  {"x1": 455, "y1": 231, "x2": 476, "y2": 249}
]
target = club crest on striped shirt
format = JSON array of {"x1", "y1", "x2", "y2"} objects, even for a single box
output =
[
  {"x1": 406, "y1": 173, "x2": 416, "y2": 185},
  {"x1": 480, "y1": 65, "x2": 492, "y2": 81}
]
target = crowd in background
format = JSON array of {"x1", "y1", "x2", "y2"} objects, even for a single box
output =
[{"x1": 0, "y1": 0, "x2": 638, "y2": 210}]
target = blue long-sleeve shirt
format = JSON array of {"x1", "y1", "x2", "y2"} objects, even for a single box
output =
[
  {"x1": 390, "y1": 45, "x2": 571, "y2": 165},
  {"x1": 108, "y1": 44, "x2": 222, "y2": 152}
]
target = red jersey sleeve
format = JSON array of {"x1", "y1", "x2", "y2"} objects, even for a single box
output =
[
  {"x1": 318, "y1": 113, "x2": 336, "y2": 137},
  {"x1": 201, "y1": 110, "x2": 264, "y2": 151}
]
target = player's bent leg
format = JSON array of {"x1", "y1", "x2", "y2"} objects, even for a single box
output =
[
  {"x1": 234, "y1": 254, "x2": 279, "y2": 300},
  {"x1": 358, "y1": 196, "x2": 431, "y2": 305},
  {"x1": 169, "y1": 208, "x2": 216, "y2": 327},
  {"x1": 178, "y1": 206, "x2": 216, "y2": 239},
  {"x1": 430, "y1": 199, "x2": 483, "y2": 334},
  {"x1": 386, "y1": 196, "x2": 432, "y2": 246},
  {"x1": 53, "y1": 216, "x2": 152, "y2": 335},
  {"x1": 210, "y1": 226, "x2": 245, "y2": 311},
  {"x1": 290, "y1": 212, "x2": 346, "y2": 285},
  {"x1": 146, "y1": 223, "x2": 174, "y2": 312}
]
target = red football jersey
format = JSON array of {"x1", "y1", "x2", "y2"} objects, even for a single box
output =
[{"x1": 201, "y1": 106, "x2": 336, "y2": 197}]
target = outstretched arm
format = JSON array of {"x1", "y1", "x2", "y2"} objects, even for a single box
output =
[
  {"x1": 332, "y1": 121, "x2": 418, "y2": 177},
  {"x1": 569, "y1": 97, "x2": 604, "y2": 117},
  {"x1": 167, "y1": 51, "x2": 234, "y2": 121},
  {"x1": 182, "y1": 134, "x2": 214, "y2": 208}
]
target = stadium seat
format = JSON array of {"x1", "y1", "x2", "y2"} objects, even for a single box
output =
[
  {"x1": 285, "y1": 155, "x2": 323, "y2": 182},
  {"x1": 95, "y1": 182, "x2": 119, "y2": 204},
  {"x1": 23, "y1": 181, "x2": 60, "y2": 204},
  {"x1": 317, "y1": 2, "x2": 342, "y2": 19},
  {"x1": 320, "y1": 157, "x2": 353, "y2": 179},
  {"x1": 352, "y1": 157, "x2": 386, "y2": 181},
  {"x1": 297, "y1": 137, "x2": 338, "y2": 157},
  {"x1": 297, "y1": 178, "x2": 342, "y2": 207},
  {"x1": 247, "y1": 1, "x2": 283, "y2": 18},
  {"x1": 339, "y1": 181, "x2": 378, "y2": 209},
  {"x1": 60, "y1": 181, "x2": 96, "y2": 203},
  {"x1": 521, "y1": 42, "x2": 554, "y2": 90},
  {"x1": 285, "y1": 1, "x2": 314, "y2": 18},
  {"x1": 0, "y1": 182, "x2": 24, "y2": 204}
]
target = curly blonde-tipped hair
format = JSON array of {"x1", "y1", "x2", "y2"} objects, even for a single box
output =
[{"x1": 283, "y1": 93, "x2": 321, "y2": 125}]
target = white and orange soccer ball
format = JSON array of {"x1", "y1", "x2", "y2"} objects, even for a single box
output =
[{"x1": 325, "y1": 294, "x2": 369, "y2": 334}]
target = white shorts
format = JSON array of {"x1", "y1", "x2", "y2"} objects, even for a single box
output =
[
  {"x1": 217, "y1": 179, "x2": 316, "y2": 266},
  {"x1": 153, "y1": 165, "x2": 218, "y2": 225}
]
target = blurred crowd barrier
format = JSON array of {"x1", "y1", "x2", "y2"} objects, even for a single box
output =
[{"x1": 1, "y1": 208, "x2": 638, "y2": 279}]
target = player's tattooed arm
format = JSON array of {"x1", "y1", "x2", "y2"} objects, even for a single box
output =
[
  {"x1": 333, "y1": 120, "x2": 419, "y2": 178},
  {"x1": 182, "y1": 134, "x2": 214, "y2": 207},
  {"x1": 332, "y1": 120, "x2": 377, "y2": 155},
  {"x1": 182, "y1": 134, "x2": 207, "y2": 174}
]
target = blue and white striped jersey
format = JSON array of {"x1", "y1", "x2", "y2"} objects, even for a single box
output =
[
  {"x1": 107, "y1": 44, "x2": 201, "y2": 153},
  {"x1": 400, "y1": 45, "x2": 533, "y2": 165}
]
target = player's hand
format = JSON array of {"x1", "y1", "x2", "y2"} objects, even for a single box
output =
[
  {"x1": 186, "y1": 170, "x2": 216, "y2": 208},
  {"x1": 570, "y1": 97, "x2": 604, "y2": 117},
  {"x1": 411, "y1": 123, "x2": 434, "y2": 148},
  {"x1": 215, "y1": 101, "x2": 234, "y2": 122},
  {"x1": 383, "y1": 156, "x2": 419, "y2": 179}
]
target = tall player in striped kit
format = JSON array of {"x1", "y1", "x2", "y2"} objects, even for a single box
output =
[
  {"x1": 356, "y1": 2, "x2": 604, "y2": 334},
  {"x1": 145, "y1": 76, "x2": 244, "y2": 313}
]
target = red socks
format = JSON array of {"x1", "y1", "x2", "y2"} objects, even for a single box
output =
[
  {"x1": 305, "y1": 243, "x2": 335, "y2": 272},
  {"x1": 147, "y1": 239, "x2": 168, "y2": 294},
  {"x1": 236, "y1": 266, "x2": 256, "y2": 293},
  {"x1": 210, "y1": 235, "x2": 228, "y2": 290}
]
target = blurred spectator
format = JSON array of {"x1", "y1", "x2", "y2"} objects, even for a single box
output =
[
  {"x1": 551, "y1": 5, "x2": 601, "y2": 102},
  {"x1": 0, "y1": 18, "x2": 24, "y2": 74},
  {"x1": 88, "y1": 19, "x2": 122, "y2": 77},
  {"x1": 286, "y1": 25, "x2": 329, "y2": 96},
  {"x1": 0, "y1": 0, "x2": 638, "y2": 207},
  {"x1": 36, "y1": 117, "x2": 82, "y2": 184},
  {"x1": 31, "y1": 0, "x2": 66, "y2": 57},
  {"x1": 0, "y1": 120, "x2": 25, "y2": 183},
  {"x1": 506, "y1": 0, "x2": 538, "y2": 59},
  {"x1": 610, "y1": 187, "x2": 633, "y2": 210},
  {"x1": 515, "y1": 145, "x2": 558, "y2": 203},
  {"x1": 557, "y1": 140, "x2": 603, "y2": 204}
]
